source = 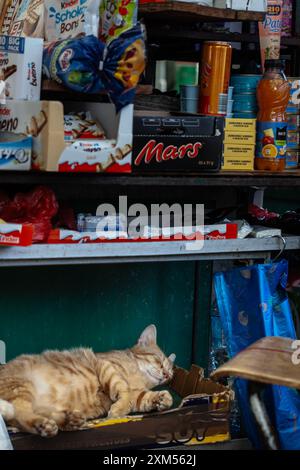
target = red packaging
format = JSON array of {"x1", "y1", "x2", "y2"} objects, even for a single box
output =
[{"x1": 0, "y1": 223, "x2": 33, "y2": 246}]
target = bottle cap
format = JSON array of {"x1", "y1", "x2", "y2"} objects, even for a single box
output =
[{"x1": 264, "y1": 59, "x2": 285, "y2": 70}]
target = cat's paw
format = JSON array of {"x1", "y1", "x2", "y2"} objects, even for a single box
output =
[
  {"x1": 153, "y1": 391, "x2": 173, "y2": 411},
  {"x1": 34, "y1": 418, "x2": 59, "y2": 438},
  {"x1": 107, "y1": 403, "x2": 130, "y2": 419},
  {"x1": 61, "y1": 410, "x2": 86, "y2": 431}
]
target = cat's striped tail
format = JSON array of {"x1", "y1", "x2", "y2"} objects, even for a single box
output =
[{"x1": 0, "y1": 399, "x2": 14, "y2": 420}]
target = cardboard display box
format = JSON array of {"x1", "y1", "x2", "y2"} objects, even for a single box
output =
[
  {"x1": 224, "y1": 132, "x2": 256, "y2": 145},
  {"x1": 222, "y1": 156, "x2": 254, "y2": 171},
  {"x1": 0, "y1": 100, "x2": 133, "y2": 172},
  {"x1": 223, "y1": 144, "x2": 255, "y2": 159},
  {"x1": 0, "y1": 36, "x2": 43, "y2": 100},
  {"x1": 0, "y1": 222, "x2": 33, "y2": 246},
  {"x1": 133, "y1": 112, "x2": 224, "y2": 173},
  {"x1": 11, "y1": 365, "x2": 233, "y2": 450},
  {"x1": 225, "y1": 118, "x2": 256, "y2": 133}
]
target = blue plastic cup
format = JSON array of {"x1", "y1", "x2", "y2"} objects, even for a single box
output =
[{"x1": 180, "y1": 85, "x2": 199, "y2": 100}]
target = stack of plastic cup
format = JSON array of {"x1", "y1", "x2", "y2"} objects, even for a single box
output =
[
  {"x1": 226, "y1": 86, "x2": 234, "y2": 117},
  {"x1": 180, "y1": 85, "x2": 199, "y2": 114},
  {"x1": 230, "y1": 74, "x2": 261, "y2": 119},
  {"x1": 286, "y1": 77, "x2": 300, "y2": 169}
]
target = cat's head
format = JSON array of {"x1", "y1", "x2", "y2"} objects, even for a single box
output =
[{"x1": 132, "y1": 325, "x2": 176, "y2": 387}]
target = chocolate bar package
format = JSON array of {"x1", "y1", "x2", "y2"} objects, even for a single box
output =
[
  {"x1": 133, "y1": 112, "x2": 225, "y2": 173},
  {"x1": 0, "y1": 35, "x2": 43, "y2": 100},
  {"x1": 0, "y1": 0, "x2": 44, "y2": 38},
  {"x1": 45, "y1": 0, "x2": 100, "y2": 42}
]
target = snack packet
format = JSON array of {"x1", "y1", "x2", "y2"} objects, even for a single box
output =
[
  {"x1": 64, "y1": 112, "x2": 106, "y2": 142},
  {"x1": 100, "y1": 0, "x2": 138, "y2": 45},
  {"x1": 259, "y1": 0, "x2": 283, "y2": 69},
  {"x1": 0, "y1": 0, "x2": 44, "y2": 38},
  {"x1": 43, "y1": 24, "x2": 146, "y2": 110},
  {"x1": 45, "y1": 0, "x2": 101, "y2": 42}
]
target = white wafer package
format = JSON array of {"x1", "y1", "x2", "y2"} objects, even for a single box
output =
[{"x1": 45, "y1": 0, "x2": 101, "y2": 42}]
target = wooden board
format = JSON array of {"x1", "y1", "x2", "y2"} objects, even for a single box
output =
[
  {"x1": 139, "y1": 1, "x2": 265, "y2": 22},
  {"x1": 1, "y1": 171, "x2": 300, "y2": 188},
  {"x1": 211, "y1": 337, "x2": 300, "y2": 390}
]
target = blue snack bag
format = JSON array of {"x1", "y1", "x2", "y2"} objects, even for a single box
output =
[{"x1": 43, "y1": 24, "x2": 145, "y2": 111}]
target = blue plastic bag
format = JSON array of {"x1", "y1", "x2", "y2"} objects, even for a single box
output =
[{"x1": 214, "y1": 260, "x2": 300, "y2": 450}]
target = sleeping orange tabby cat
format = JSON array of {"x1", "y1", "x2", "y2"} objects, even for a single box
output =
[{"x1": 0, "y1": 325, "x2": 175, "y2": 438}]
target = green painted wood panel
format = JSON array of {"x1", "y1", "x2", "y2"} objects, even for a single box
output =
[{"x1": 0, "y1": 262, "x2": 197, "y2": 369}]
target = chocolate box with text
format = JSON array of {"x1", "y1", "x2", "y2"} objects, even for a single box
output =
[{"x1": 133, "y1": 112, "x2": 224, "y2": 173}]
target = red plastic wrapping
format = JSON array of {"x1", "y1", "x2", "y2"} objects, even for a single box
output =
[{"x1": 0, "y1": 186, "x2": 58, "y2": 243}]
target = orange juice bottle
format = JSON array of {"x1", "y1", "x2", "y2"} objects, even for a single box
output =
[{"x1": 255, "y1": 59, "x2": 290, "y2": 171}]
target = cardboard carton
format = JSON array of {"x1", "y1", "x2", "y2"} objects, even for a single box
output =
[
  {"x1": 11, "y1": 365, "x2": 233, "y2": 450},
  {"x1": 224, "y1": 131, "x2": 256, "y2": 145},
  {"x1": 0, "y1": 35, "x2": 43, "y2": 100},
  {"x1": 224, "y1": 144, "x2": 255, "y2": 159},
  {"x1": 133, "y1": 112, "x2": 224, "y2": 173},
  {"x1": 0, "y1": 100, "x2": 133, "y2": 172},
  {"x1": 225, "y1": 118, "x2": 256, "y2": 133}
]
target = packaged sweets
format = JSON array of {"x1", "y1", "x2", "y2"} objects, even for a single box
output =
[
  {"x1": 45, "y1": 0, "x2": 101, "y2": 42},
  {"x1": 0, "y1": 0, "x2": 44, "y2": 38},
  {"x1": 43, "y1": 24, "x2": 146, "y2": 110},
  {"x1": 100, "y1": 0, "x2": 138, "y2": 44},
  {"x1": 282, "y1": 0, "x2": 293, "y2": 37},
  {"x1": 64, "y1": 112, "x2": 106, "y2": 142},
  {"x1": 258, "y1": 0, "x2": 283, "y2": 69}
]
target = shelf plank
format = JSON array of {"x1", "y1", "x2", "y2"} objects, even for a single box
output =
[
  {"x1": 1, "y1": 171, "x2": 300, "y2": 188},
  {"x1": 41, "y1": 80, "x2": 152, "y2": 100},
  {"x1": 0, "y1": 237, "x2": 297, "y2": 266},
  {"x1": 139, "y1": 1, "x2": 265, "y2": 22},
  {"x1": 146, "y1": 27, "x2": 300, "y2": 47}
]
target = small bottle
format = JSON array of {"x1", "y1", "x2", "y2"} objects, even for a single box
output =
[
  {"x1": 255, "y1": 59, "x2": 290, "y2": 171},
  {"x1": 77, "y1": 214, "x2": 86, "y2": 232}
]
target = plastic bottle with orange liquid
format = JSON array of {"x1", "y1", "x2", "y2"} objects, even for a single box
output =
[{"x1": 255, "y1": 59, "x2": 290, "y2": 171}]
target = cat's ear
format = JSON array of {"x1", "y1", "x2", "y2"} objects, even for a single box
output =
[
  {"x1": 168, "y1": 353, "x2": 176, "y2": 363},
  {"x1": 138, "y1": 324, "x2": 157, "y2": 347}
]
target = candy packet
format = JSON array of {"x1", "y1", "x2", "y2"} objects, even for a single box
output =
[
  {"x1": 99, "y1": 0, "x2": 138, "y2": 45},
  {"x1": 45, "y1": 0, "x2": 101, "y2": 42},
  {"x1": 258, "y1": 0, "x2": 283, "y2": 69},
  {"x1": 64, "y1": 112, "x2": 106, "y2": 142},
  {"x1": 43, "y1": 24, "x2": 146, "y2": 110},
  {"x1": 0, "y1": 0, "x2": 44, "y2": 38}
]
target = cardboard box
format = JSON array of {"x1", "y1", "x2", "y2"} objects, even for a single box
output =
[
  {"x1": 0, "y1": 36, "x2": 43, "y2": 100},
  {"x1": 48, "y1": 223, "x2": 238, "y2": 244},
  {"x1": 11, "y1": 365, "x2": 233, "y2": 450},
  {"x1": 0, "y1": 100, "x2": 65, "y2": 170},
  {"x1": 224, "y1": 144, "x2": 255, "y2": 158},
  {"x1": 0, "y1": 131, "x2": 32, "y2": 170},
  {"x1": 0, "y1": 223, "x2": 33, "y2": 246},
  {"x1": 224, "y1": 131, "x2": 256, "y2": 145},
  {"x1": 222, "y1": 156, "x2": 254, "y2": 171},
  {"x1": 133, "y1": 112, "x2": 225, "y2": 173},
  {"x1": 225, "y1": 118, "x2": 256, "y2": 133},
  {"x1": 0, "y1": 100, "x2": 133, "y2": 172}
]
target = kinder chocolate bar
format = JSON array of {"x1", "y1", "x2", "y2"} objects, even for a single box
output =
[
  {"x1": 0, "y1": 222, "x2": 33, "y2": 246},
  {"x1": 64, "y1": 112, "x2": 106, "y2": 142},
  {"x1": 43, "y1": 24, "x2": 146, "y2": 111}
]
